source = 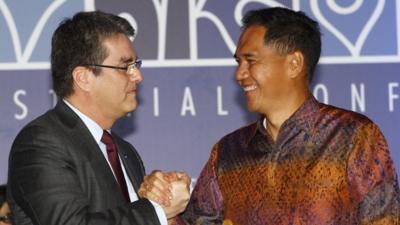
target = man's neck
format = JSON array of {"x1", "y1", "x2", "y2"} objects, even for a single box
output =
[
  {"x1": 65, "y1": 96, "x2": 115, "y2": 130},
  {"x1": 264, "y1": 91, "x2": 309, "y2": 142}
]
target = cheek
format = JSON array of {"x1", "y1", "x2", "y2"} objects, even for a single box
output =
[
  {"x1": 95, "y1": 84, "x2": 121, "y2": 104},
  {"x1": 105, "y1": 78, "x2": 128, "y2": 95},
  {"x1": 117, "y1": 78, "x2": 130, "y2": 92},
  {"x1": 251, "y1": 66, "x2": 270, "y2": 86},
  {"x1": 255, "y1": 69, "x2": 285, "y2": 95}
]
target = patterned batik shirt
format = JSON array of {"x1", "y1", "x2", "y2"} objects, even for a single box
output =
[{"x1": 175, "y1": 95, "x2": 400, "y2": 225}]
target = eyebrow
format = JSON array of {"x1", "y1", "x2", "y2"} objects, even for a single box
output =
[
  {"x1": 119, "y1": 56, "x2": 139, "y2": 64},
  {"x1": 233, "y1": 52, "x2": 257, "y2": 59}
]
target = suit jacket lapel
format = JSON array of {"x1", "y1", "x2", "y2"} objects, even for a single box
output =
[{"x1": 54, "y1": 101, "x2": 126, "y2": 202}]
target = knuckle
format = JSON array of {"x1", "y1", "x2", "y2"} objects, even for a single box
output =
[
  {"x1": 148, "y1": 186, "x2": 154, "y2": 192},
  {"x1": 150, "y1": 177, "x2": 158, "y2": 184},
  {"x1": 152, "y1": 170, "x2": 161, "y2": 175}
]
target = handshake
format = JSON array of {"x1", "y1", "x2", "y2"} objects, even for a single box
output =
[{"x1": 138, "y1": 171, "x2": 191, "y2": 219}]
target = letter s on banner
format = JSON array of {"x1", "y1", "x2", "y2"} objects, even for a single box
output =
[{"x1": 14, "y1": 89, "x2": 28, "y2": 120}]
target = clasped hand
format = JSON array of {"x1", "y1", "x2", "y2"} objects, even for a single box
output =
[{"x1": 138, "y1": 170, "x2": 191, "y2": 219}]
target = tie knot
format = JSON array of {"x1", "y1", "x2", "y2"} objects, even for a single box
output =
[{"x1": 101, "y1": 130, "x2": 114, "y2": 145}]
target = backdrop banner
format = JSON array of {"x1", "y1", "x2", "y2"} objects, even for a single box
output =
[{"x1": 0, "y1": 0, "x2": 399, "y2": 183}]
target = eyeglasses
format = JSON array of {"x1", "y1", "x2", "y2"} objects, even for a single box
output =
[
  {"x1": 85, "y1": 59, "x2": 142, "y2": 75},
  {"x1": 0, "y1": 214, "x2": 13, "y2": 223}
]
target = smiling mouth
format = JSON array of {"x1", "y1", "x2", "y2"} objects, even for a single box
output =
[{"x1": 243, "y1": 85, "x2": 257, "y2": 92}]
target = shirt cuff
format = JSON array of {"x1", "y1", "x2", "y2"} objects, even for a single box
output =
[{"x1": 149, "y1": 200, "x2": 167, "y2": 225}]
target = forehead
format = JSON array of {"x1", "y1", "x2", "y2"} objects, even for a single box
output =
[
  {"x1": 101, "y1": 34, "x2": 136, "y2": 63},
  {"x1": 235, "y1": 25, "x2": 267, "y2": 56}
]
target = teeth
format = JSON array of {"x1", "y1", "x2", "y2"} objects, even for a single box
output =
[{"x1": 243, "y1": 85, "x2": 257, "y2": 92}]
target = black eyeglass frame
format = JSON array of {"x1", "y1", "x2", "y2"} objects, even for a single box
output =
[{"x1": 84, "y1": 59, "x2": 142, "y2": 74}]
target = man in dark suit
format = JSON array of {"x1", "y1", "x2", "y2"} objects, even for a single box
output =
[{"x1": 8, "y1": 11, "x2": 190, "y2": 225}]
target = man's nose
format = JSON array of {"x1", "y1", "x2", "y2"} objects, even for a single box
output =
[
  {"x1": 235, "y1": 64, "x2": 249, "y2": 84},
  {"x1": 130, "y1": 69, "x2": 144, "y2": 84}
]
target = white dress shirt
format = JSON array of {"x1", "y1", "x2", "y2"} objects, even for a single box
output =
[{"x1": 64, "y1": 100, "x2": 167, "y2": 225}]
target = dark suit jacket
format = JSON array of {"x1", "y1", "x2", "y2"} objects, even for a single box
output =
[{"x1": 8, "y1": 101, "x2": 161, "y2": 225}]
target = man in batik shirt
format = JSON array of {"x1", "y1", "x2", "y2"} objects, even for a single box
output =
[{"x1": 144, "y1": 7, "x2": 400, "y2": 225}]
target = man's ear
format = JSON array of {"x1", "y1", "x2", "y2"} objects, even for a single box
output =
[
  {"x1": 287, "y1": 51, "x2": 305, "y2": 79},
  {"x1": 71, "y1": 66, "x2": 92, "y2": 92}
]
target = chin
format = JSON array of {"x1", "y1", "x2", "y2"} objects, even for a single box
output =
[
  {"x1": 123, "y1": 102, "x2": 138, "y2": 114},
  {"x1": 128, "y1": 105, "x2": 137, "y2": 113},
  {"x1": 246, "y1": 101, "x2": 257, "y2": 112},
  {"x1": 246, "y1": 105, "x2": 257, "y2": 113}
]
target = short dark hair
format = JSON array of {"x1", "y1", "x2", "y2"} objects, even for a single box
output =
[
  {"x1": 242, "y1": 7, "x2": 321, "y2": 81},
  {"x1": 51, "y1": 11, "x2": 135, "y2": 98}
]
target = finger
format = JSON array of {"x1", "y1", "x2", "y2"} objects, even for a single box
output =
[
  {"x1": 141, "y1": 180, "x2": 172, "y2": 205},
  {"x1": 163, "y1": 171, "x2": 179, "y2": 182},
  {"x1": 147, "y1": 171, "x2": 172, "y2": 186},
  {"x1": 148, "y1": 180, "x2": 173, "y2": 202},
  {"x1": 139, "y1": 180, "x2": 153, "y2": 194},
  {"x1": 138, "y1": 183, "x2": 152, "y2": 199},
  {"x1": 176, "y1": 172, "x2": 191, "y2": 185},
  {"x1": 144, "y1": 185, "x2": 171, "y2": 207},
  {"x1": 147, "y1": 171, "x2": 173, "y2": 193},
  {"x1": 138, "y1": 187, "x2": 147, "y2": 198}
]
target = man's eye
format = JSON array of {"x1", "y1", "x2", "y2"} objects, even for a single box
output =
[{"x1": 248, "y1": 60, "x2": 256, "y2": 65}]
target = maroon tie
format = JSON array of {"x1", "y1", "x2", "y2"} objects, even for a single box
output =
[{"x1": 101, "y1": 130, "x2": 130, "y2": 202}]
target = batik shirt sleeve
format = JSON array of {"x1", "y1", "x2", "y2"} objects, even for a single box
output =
[
  {"x1": 347, "y1": 122, "x2": 400, "y2": 225},
  {"x1": 172, "y1": 143, "x2": 225, "y2": 225}
]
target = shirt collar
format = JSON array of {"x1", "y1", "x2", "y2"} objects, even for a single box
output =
[
  {"x1": 247, "y1": 94, "x2": 320, "y2": 144},
  {"x1": 63, "y1": 99, "x2": 104, "y2": 145},
  {"x1": 281, "y1": 94, "x2": 320, "y2": 135}
]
